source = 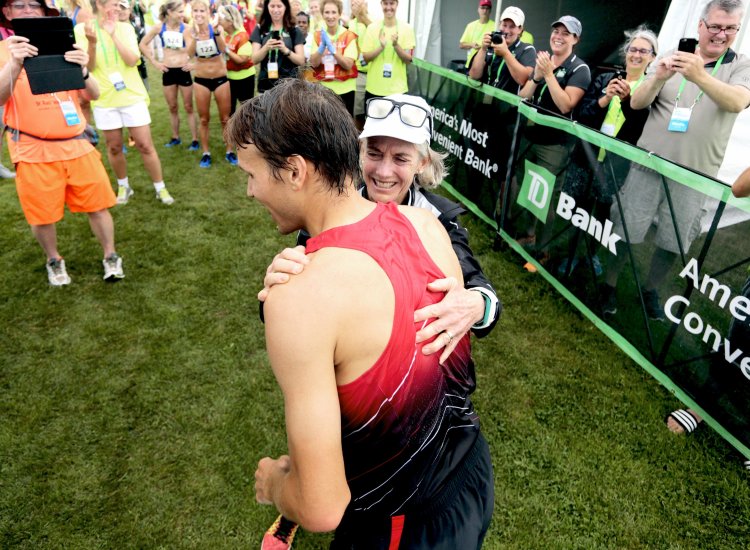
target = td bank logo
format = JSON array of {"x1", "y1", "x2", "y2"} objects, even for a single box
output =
[{"x1": 517, "y1": 160, "x2": 554, "y2": 222}]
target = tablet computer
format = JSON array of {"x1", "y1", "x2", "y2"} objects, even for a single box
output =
[{"x1": 12, "y1": 16, "x2": 85, "y2": 94}]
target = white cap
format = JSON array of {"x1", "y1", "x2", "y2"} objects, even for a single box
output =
[
  {"x1": 500, "y1": 6, "x2": 524, "y2": 26},
  {"x1": 359, "y1": 94, "x2": 432, "y2": 145}
]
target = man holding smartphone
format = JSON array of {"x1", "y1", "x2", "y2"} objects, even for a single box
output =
[
  {"x1": 0, "y1": 0, "x2": 125, "y2": 285},
  {"x1": 601, "y1": 0, "x2": 750, "y2": 320}
]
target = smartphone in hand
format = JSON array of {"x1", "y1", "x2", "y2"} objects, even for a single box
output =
[{"x1": 678, "y1": 38, "x2": 698, "y2": 53}]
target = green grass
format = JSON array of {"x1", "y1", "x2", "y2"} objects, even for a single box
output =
[{"x1": 1, "y1": 72, "x2": 749, "y2": 549}]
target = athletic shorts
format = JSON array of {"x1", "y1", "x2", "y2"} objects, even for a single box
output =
[
  {"x1": 330, "y1": 434, "x2": 494, "y2": 550},
  {"x1": 93, "y1": 101, "x2": 152, "y2": 131},
  {"x1": 15, "y1": 149, "x2": 116, "y2": 225},
  {"x1": 193, "y1": 75, "x2": 229, "y2": 92},
  {"x1": 610, "y1": 165, "x2": 707, "y2": 254},
  {"x1": 162, "y1": 66, "x2": 193, "y2": 87}
]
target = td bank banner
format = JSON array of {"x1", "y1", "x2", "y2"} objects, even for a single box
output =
[{"x1": 409, "y1": 59, "x2": 750, "y2": 459}]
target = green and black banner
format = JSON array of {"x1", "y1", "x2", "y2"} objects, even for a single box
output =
[{"x1": 409, "y1": 59, "x2": 750, "y2": 458}]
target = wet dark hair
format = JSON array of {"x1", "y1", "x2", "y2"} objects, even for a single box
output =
[{"x1": 225, "y1": 78, "x2": 361, "y2": 195}]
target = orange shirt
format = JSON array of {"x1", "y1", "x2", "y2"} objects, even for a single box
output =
[{"x1": 0, "y1": 41, "x2": 93, "y2": 164}]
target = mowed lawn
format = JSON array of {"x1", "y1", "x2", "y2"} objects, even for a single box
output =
[{"x1": 1, "y1": 70, "x2": 749, "y2": 549}]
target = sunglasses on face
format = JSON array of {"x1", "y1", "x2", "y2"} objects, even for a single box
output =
[{"x1": 366, "y1": 98, "x2": 433, "y2": 133}]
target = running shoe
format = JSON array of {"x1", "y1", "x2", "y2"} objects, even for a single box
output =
[
  {"x1": 165, "y1": 137, "x2": 182, "y2": 147},
  {"x1": 128, "y1": 136, "x2": 136, "y2": 147},
  {"x1": 225, "y1": 151, "x2": 238, "y2": 165},
  {"x1": 46, "y1": 258, "x2": 71, "y2": 286},
  {"x1": 156, "y1": 188, "x2": 175, "y2": 205},
  {"x1": 600, "y1": 284, "x2": 617, "y2": 318},
  {"x1": 261, "y1": 515, "x2": 299, "y2": 550},
  {"x1": 200, "y1": 153, "x2": 212, "y2": 168},
  {"x1": 122, "y1": 145, "x2": 127, "y2": 154},
  {"x1": 187, "y1": 140, "x2": 200, "y2": 151},
  {"x1": 0, "y1": 164, "x2": 15, "y2": 179},
  {"x1": 102, "y1": 253, "x2": 125, "y2": 281},
  {"x1": 641, "y1": 287, "x2": 665, "y2": 321},
  {"x1": 116, "y1": 186, "x2": 134, "y2": 205}
]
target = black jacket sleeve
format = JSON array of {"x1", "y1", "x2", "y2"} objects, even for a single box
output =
[{"x1": 421, "y1": 190, "x2": 502, "y2": 338}]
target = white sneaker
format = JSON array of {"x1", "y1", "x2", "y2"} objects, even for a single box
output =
[
  {"x1": 46, "y1": 258, "x2": 71, "y2": 286},
  {"x1": 156, "y1": 187, "x2": 175, "y2": 205},
  {"x1": 0, "y1": 164, "x2": 15, "y2": 179},
  {"x1": 116, "y1": 186, "x2": 134, "y2": 205},
  {"x1": 102, "y1": 253, "x2": 125, "y2": 281}
]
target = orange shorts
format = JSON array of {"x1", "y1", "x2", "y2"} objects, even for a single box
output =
[{"x1": 15, "y1": 149, "x2": 116, "y2": 226}]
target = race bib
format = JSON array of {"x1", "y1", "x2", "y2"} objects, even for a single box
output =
[
  {"x1": 383, "y1": 62, "x2": 392, "y2": 78},
  {"x1": 196, "y1": 38, "x2": 219, "y2": 57},
  {"x1": 162, "y1": 30, "x2": 183, "y2": 49}
]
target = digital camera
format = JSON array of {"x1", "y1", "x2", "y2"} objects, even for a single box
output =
[{"x1": 490, "y1": 31, "x2": 506, "y2": 44}]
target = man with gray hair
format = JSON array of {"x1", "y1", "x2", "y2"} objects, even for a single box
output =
[{"x1": 601, "y1": 0, "x2": 750, "y2": 320}]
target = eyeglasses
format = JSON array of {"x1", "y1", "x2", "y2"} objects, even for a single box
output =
[
  {"x1": 9, "y1": 1, "x2": 43, "y2": 9},
  {"x1": 366, "y1": 97, "x2": 432, "y2": 133},
  {"x1": 702, "y1": 20, "x2": 740, "y2": 34},
  {"x1": 627, "y1": 46, "x2": 654, "y2": 55}
]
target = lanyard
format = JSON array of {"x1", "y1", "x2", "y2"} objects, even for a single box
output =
[
  {"x1": 269, "y1": 25, "x2": 282, "y2": 63},
  {"x1": 674, "y1": 51, "x2": 725, "y2": 108},
  {"x1": 606, "y1": 73, "x2": 645, "y2": 126},
  {"x1": 491, "y1": 41, "x2": 520, "y2": 86},
  {"x1": 94, "y1": 21, "x2": 119, "y2": 67}
]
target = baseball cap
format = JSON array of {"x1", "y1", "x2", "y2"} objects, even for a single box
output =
[
  {"x1": 500, "y1": 6, "x2": 524, "y2": 26},
  {"x1": 479, "y1": 0, "x2": 492, "y2": 7},
  {"x1": 552, "y1": 15, "x2": 582, "y2": 36},
  {"x1": 118, "y1": 0, "x2": 130, "y2": 7},
  {"x1": 360, "y1": 94, "x2": 432, "y2": 145}
]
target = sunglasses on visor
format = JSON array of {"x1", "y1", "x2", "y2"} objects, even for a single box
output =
[{"x1": 366, "y1": 97, "x2": 433, "y2": 133}]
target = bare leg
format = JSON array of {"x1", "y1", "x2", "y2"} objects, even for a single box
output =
[
  {"x1": 30, "y1": 223, "x2": 61, "y2": 260},
  {"x1": 103, "y1": 129, "x2": 127, "y2": 180},
  {"x1": 87, "y1": 209, "x2": 116, "y2": 258},
  {"x1": 214, "y1": 81, "x2": 232, "y2": 151},
  {"x1": 194, "y1": 81, "x2": 212, "y2": 153},
  {"x1": 129, "y1": 125, "x2": 164, "y2": 183},
  {"x1": 180, "y1": 84, "x2": 198, "y2": 142},
  {"x1": 163, "y1": 84, "x2": 180, "y2": 139}
]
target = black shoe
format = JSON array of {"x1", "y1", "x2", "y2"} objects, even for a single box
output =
[
  {"x1": 641, "y1": 287, "x2": 665, "y2": 321},
  {"x1": 600, "y1": 284, "x2": 617, "y2": 317}
]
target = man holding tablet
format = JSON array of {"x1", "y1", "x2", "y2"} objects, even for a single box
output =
[{"x1": 0, "y1": 3, "x2": 126, "y2": 285}]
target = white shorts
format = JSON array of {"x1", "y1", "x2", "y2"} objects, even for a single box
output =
[{"x1": 93, "y1": 101, "x2": 152, "y2": 131}]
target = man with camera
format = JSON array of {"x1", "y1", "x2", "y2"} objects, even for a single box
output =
[
  {"x1": 601, "y1": 0, "x2": 750, "y2": 320},
  {"x1": 468, "y1": 6, "x2": 535, "y2": 94},
  {"x1": 0, "y1": 0, "x2": 125, "y2": 286}
]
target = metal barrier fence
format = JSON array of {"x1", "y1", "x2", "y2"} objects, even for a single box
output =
[{"x1": 409, "y1": 58, "x2": 750, "y2": 458}]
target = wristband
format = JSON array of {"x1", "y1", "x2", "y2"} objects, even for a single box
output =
[
  {"x1": 83, "y1": 69, "x2": 90, "y2": 80},
  {"x1": 532, "y1": 75, "x2": 544, "y2": 84},
  {"x1": 469, "y1": 287, "x2": 499, "y2": 330}
]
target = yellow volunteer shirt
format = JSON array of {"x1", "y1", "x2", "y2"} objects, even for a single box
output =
[
  {"x1": 363, "y1": 19, "x2": 415, "y2": 96},
  {"x1": 75, "y1": 21, "x2": 150, "y2": 109}
]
